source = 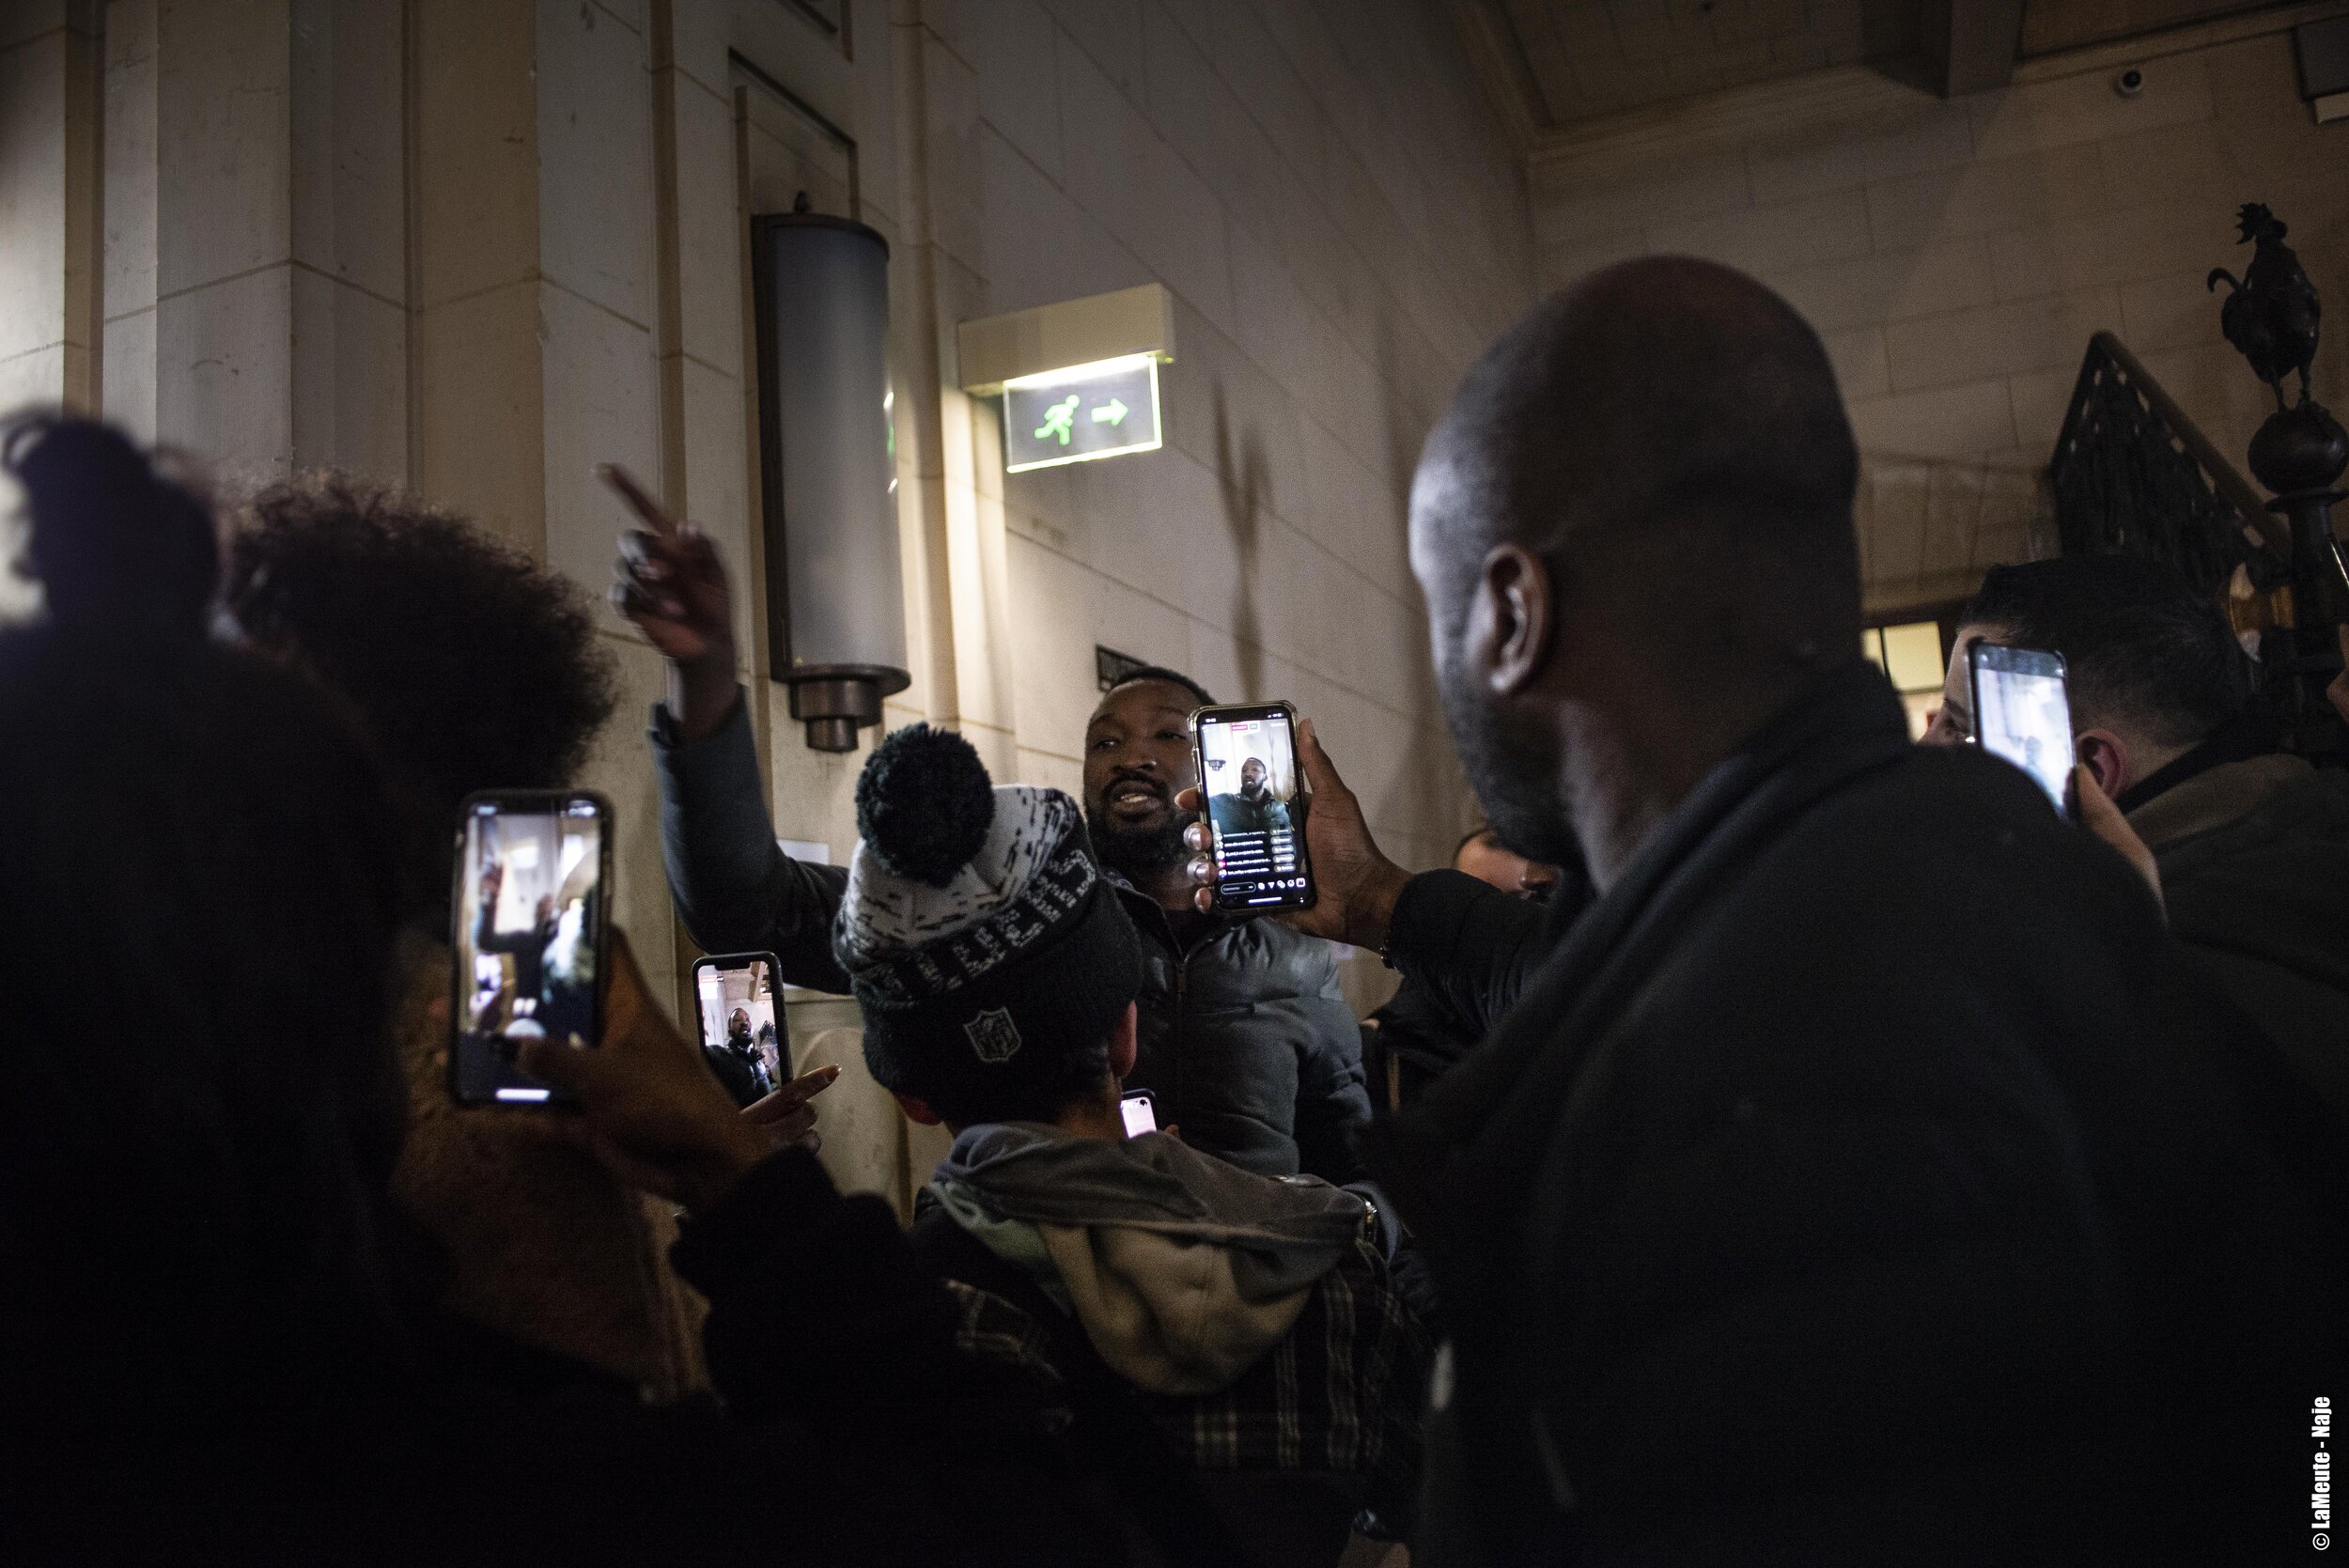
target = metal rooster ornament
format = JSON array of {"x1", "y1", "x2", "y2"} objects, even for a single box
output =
[
  {"x1": 2208, "y1": 201, "x2": 2348, "y2": 757},
  {"x1": 2207, "y1": 203, "x2": 2322, "y2": 409}
]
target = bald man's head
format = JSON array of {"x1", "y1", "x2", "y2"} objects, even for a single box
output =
[
  {"x1": 1409, "y1": 258, "x2": 1862, "y2": 876},
  {"x1": 1412, "y1": 256, "x2": 1859, "y2": 674}
]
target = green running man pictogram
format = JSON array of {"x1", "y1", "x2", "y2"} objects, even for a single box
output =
[{"x1": 1034, "y1": 395, "x2": 1080, "y2": 445}]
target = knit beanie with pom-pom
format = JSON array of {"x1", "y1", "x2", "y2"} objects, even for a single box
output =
[{"x1": 832, "y1": 723, "x2": 1142, "y2": 1125}]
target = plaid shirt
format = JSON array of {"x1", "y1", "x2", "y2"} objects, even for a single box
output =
[{"x1": 940, "y1": 1234, "x2": 1429, "y2": 1540}]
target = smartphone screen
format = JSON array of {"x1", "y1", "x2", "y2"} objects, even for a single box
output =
[
  {"x1": 1969, "y1": 643, "x2": 2073, "y2": 813},
  {"x1": 693, "y1": 953, "x2": 786, "y2": 1109},
  {"x1": 1193, "y1": 703, "x2": 1315, "y2": 912},
  {"x1": 451, "y1": 792, "x2": 612, "y2": 1104},
  {"x1": 1119, "y1": 1090, "x2": 1157, "y2": 1137}
]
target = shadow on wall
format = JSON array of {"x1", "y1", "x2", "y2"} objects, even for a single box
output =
[
  {"x1": 1211, "y1": 387, "x2": 1268, "y2": 702},
  {"x1": 1373, "y1": 318, "x2": 1475, "y2": 863},
  {"x1": 1857, "y1": 454, "x2": 2057, "y2": 618}
]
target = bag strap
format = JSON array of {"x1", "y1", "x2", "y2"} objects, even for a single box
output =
[{"x1": 909, "y1": 1206, "x2": 1257, "y2": 1568}]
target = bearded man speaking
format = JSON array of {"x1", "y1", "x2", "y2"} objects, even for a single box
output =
[{"x1": 614, "y1": 499, "x2": 1372, "y2": 1187}]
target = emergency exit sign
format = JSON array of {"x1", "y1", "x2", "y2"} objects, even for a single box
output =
[{"x1": 1002, "y1": 353, "x2": 1163, "y2": 474}]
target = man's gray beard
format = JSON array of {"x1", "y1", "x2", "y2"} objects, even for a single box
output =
[
  {"x1": 1086, "y1": 811, "x2": 1190, "y2": 885},
  {"x1": 1437, "y1": 662, "x2": 1581, "y2": 870}
]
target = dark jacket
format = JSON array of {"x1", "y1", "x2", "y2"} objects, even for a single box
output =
[
  {"x1": 1368, "y1": 663, "x2": 2343, "y2": 1567},
  {"x1": 1363, "y1": 877, "x2": 1587, "y2": 1110},
  {"x1": 7, "y1": 1149, "x2": 1129, "y2": 1567},
  {"x1": 2130, "y1": 753, "x2": 2349, "y2": 1134},
  {"x1": 1208, "y1": 786, "x2": 1292, "y2": 837},
  {"x1": 652, "y1": 692, "x2": 1374, "y2": 1182}
]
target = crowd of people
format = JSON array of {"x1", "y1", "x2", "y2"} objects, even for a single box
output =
[{"x1": 2, "y1": 255, "x2": 2343, "y2": 1566}]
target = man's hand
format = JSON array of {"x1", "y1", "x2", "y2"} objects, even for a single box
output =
[
  {"x1": 2071, "y1": 762, "x2": 2163, "y2": 917},
  {"x1": 602, "y1": 463, "x2": 739, "y2": 744},
  {"x1": 515, "y1": 928, "x2": 803, "y2": 1211},
  {"x1": 1180, "y1": 718, "x2": 1412, "y2": 950},
  {"x1": 742, "y1": 1064, "x2": 842, "y2": 1153}
]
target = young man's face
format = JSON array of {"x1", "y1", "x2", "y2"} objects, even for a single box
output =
[
  {"x1": 1082, "y1": 680, "x2": 1201, "y2": 877},
  {"x1": 1239, "y1": 757, "x2": 1267, "y2": 795}
]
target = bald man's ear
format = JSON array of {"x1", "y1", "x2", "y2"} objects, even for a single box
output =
[{"x1": 1473, "y1": 543, "x2": 1555, "y2": 696}]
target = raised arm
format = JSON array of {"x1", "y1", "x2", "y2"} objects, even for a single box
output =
[{"x1": 605, "y1": 463, "x2": 850, "y2": 992}]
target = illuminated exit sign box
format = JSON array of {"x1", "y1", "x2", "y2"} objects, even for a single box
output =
[
  {"x1": 957, "y1": 284, "x2": 1174, "y2": 474},
  {"x1": 1002, "y1": 354, "x2": 1160, "y2": 472}
]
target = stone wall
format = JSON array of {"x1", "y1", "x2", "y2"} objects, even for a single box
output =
[
  {"x1": 1529, "y1": 12, "x2": 2349, "y2": 611},
  {"x1": 0, "y1": 0, "x2": 1535, "y2": 1195}
]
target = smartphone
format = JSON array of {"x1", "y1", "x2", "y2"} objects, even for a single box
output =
[
  {"x1": 1968, "y1": 643, "x2": 2073, "y2": 814},
  {"x1": 693, "y1": 952, "x2": 786, "y2": 1109},
  {"x1": 1119, "y1": 1089, "x2": 1158, "y2": 1137},
  {"x1": 450, "y1": 791, "x2": 614, "y2": 1104},
  {"x1": 1192, "y1": 702, "x2": 1316, "y2": 913}
]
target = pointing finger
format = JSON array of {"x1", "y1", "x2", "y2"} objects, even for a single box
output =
[{"x1": 598, "y1": 462, "x2": 679, "y2": 538}]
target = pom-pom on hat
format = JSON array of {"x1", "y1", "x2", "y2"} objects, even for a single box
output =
[{"x1": 835, "y1": 725, "x2": 1142, "y2": 1125}]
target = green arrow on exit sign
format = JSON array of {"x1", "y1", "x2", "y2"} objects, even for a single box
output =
[{"x1": 1002, "y1": 354, "x2": 1162, "y2": 473}]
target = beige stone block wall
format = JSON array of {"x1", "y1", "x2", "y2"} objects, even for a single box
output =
[
  {"x1": 925, "y1": 0, "x2": 1536, "y2": 890},
  {"x1": 0, "y1": 5, "x2": 99, "y2": 418},
  {"x1": 5, "y1": 0, "x2": 1533, "y2": 1208},
  {"x1": 1531, "y1": 27, "x2": 2349, "y2": 483},
  {"x1": 1530, "y1": 21, "x2": 2346, "y2": 614}
]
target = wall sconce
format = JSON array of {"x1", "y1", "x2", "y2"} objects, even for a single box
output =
[{"x1": 750, "y1": 207, "x2": 910, "y2": 752}]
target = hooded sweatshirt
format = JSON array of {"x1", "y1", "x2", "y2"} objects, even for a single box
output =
[{"x1": 931, "y1": 1122, "x2": 1370, "y2": 1394}]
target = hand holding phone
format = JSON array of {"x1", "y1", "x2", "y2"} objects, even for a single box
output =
[
  {"x1": 1119, "y1": 1090, "x2": 1158, "y2": 1137},
  {"x1": 511, "y1": 928, "x2": 779, "y2": 1211},
  {"x1": 451, "y1": 791, "x2": 614, "y2": 1105},
  {"x1": 1968, "y1": 643, "x2": 2074, "y2": 815},
  {"x1": 692, "y1": 952, "x2": 786, "y2": 1110},
  {"x1": 1180, "y1": 715, "x2": 1412, "y2": 950}
]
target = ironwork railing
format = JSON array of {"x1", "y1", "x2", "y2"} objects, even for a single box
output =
[{"x1": 2047, "y1": 331, "x2": 2286, "y2": 599}]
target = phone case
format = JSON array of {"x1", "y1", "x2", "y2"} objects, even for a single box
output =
[
  {"x1": 1190, "y1": 702, "x2": 1317, "y2": 914},
  {"x1": 447, "y1": 790, "x2": 614, "y2": 1106}
]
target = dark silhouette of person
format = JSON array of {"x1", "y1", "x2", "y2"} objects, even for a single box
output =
[{"x1": 1253, "y1": 256, "x2": 2339, "y2": 1565}]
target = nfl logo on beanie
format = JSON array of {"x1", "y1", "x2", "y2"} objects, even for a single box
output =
[{"x1": 964, "y1": 1007, "x2": 1022, "y2": 1063}]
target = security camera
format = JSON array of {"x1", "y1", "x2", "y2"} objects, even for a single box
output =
[{"x1": 2115, "y1": 67, "x2": 2145, "y2": 97}]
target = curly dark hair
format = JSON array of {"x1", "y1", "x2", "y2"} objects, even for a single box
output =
[{"x1": 224, "y1": 474, "x2": 618, "y2": 914}]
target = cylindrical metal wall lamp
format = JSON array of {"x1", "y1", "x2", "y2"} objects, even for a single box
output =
[{"x1": 749, "y1": 208, "x2": 910, "y2": 752}]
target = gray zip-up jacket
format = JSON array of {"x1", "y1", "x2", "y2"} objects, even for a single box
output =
[{"x1": 649, "y1": 692, "x2": 1375, "y2": 1183}]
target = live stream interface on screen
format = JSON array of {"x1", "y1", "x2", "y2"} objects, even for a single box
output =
[
  {"x1": 1201, "y1": 714, "x2": 1305, "y2": 903},
  {"x1": 455, "y1": 802, "x2": 602, "y2": 1103},
  {"x1": 698, "y1": 958, "x2": 784, "y2": 1102}
]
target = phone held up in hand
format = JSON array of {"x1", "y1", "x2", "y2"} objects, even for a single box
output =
[
  {"x1": 1119, "y1": 1089, "x2": 1158, "y2": 1137},
  {"x1": 692, "y1": 952, "x2": 787, "y2": 1110},
  {"x1": 1191, "y1": 702, "x2": 1316, "y2": 913},
  {"x1": 450, "y1": 791, "x2": 614, "y2": 1105},
  {"x1": 1968, "y1": 643, "x2": 2074, "y2": 816}
]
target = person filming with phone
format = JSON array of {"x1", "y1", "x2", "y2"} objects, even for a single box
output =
[
  {"x1": 1921, "y1": 553, "x2": 2349, "y2": 1136},
  {"x1": 517, "y1": 722, "x2": 1429, "y2": 1565},
  {"x1": 1177, "y1": 257, "x2": 2340, "y2": 1565},
  {"x1": 608, "y1": 469, "x2": 1377, "y2": 1192}
]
